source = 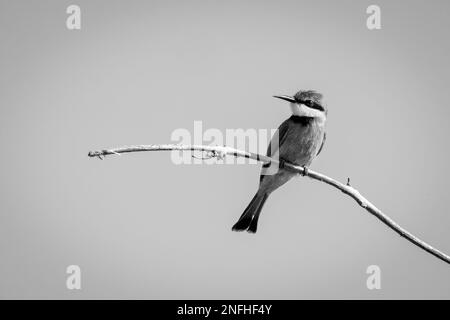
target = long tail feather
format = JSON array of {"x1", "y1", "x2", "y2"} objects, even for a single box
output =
[{"x1": 232, "y1": 193, "x2": 269, "y2": 233}]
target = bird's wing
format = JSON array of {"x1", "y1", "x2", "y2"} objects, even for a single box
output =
[
  {"x1": 260, "y1": 120, "x2": 290, "y2": 182},
  {"x1": 264, "y1": 118, "x2": 290, "y2": 160},
  {"x1": 316, "y1": 131, "x2": 326, "y2": 156}
]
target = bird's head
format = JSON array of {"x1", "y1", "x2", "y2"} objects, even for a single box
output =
[{"x1": 273, "y1": 90, "x2": 327, "y2": 121}]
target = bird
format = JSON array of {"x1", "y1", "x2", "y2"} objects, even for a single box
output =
[{"x1": 232, "y1": 90, "x2": 327, "y2": 233}]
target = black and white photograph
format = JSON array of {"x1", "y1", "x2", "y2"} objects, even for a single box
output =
[{"x1": 0, "y1": 0, "x2": 449, "y2": 312}]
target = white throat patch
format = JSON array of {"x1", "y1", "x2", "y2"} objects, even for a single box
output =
[{"x1": 290, "y1": 103, "x2": 325, "y2": 122}]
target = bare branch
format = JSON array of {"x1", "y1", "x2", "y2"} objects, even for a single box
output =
[{"x1": 88, "y1": 144, "x2": 450, "y2": 265}]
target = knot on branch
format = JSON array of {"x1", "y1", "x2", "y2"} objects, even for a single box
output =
[
  {"x1": 191, "y1": 147, "x2": 228, "y2": 161},
  {"x1": 209, "y1": 148, "x2": 227, "y2": 160}
]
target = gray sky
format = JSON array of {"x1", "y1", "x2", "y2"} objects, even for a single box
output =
[{"x1": 0, "y1": 0, "x2": 449, "y2": 299}]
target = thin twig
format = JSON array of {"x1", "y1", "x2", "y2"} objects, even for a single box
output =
[{"x1": 88, "y1": 144, "x2": 450, "y2": 265}]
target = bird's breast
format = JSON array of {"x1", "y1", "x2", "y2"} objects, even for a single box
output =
[{"x1": 279, "y1": 117, "x2": 325, "y2": 166}]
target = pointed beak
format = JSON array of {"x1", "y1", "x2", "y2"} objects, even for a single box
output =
[{"x1": 273, "y1": 95, "x2": 296, "y2": 103}]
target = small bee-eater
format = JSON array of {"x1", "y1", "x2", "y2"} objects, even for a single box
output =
[{"x1": 232, "y1": 90, "x2": 327, "y2": 233}]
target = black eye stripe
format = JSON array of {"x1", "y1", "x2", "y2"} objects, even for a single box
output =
[{"x1": 302, "y1": 100, "x2": 324, "y2": 112}]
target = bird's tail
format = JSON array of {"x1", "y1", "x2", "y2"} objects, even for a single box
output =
[{"x1": 232, "y1": 193, "x2": 269, "y2": 233}]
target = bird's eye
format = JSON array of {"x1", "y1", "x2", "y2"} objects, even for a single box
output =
[{"x1": 305, "y1": 100, "x2": 314, "y2": 107}]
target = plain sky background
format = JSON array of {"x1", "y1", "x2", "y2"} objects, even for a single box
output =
[{"x1": 0, "y1": 0, "x2": 449, "y2": 299}]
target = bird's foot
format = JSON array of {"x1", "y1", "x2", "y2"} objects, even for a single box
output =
[
  {"x1": 301, "y1": 166, "x2": 309, "y2": 176},
  {"x1": 279, "y1": 159, "x2": 286, "y2": 169}
]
